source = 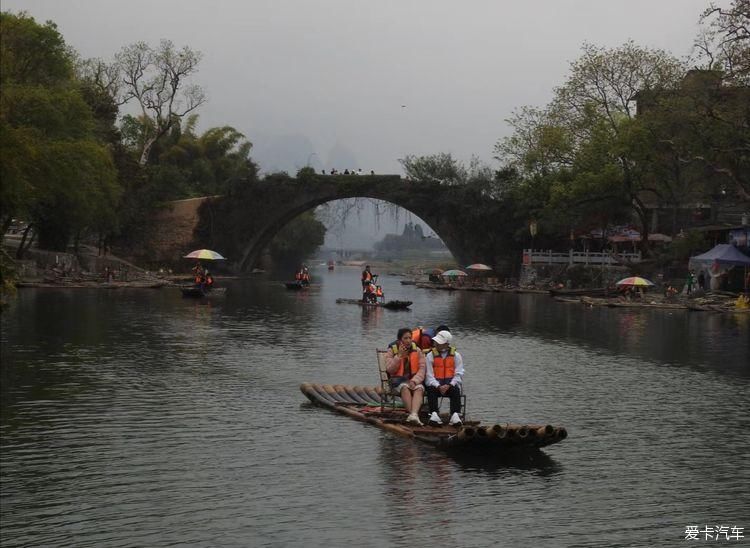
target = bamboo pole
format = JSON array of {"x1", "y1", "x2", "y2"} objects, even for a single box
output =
[
  {"x1": 487, "y1": 424, "x2": 507, "y2": 439},
  {"x1": 353, "y1": 386, "x2": 380, "y2": 404},
  {"x1": 536, "y1": 425, "x2": 555, "y2": 438},
  {"x1": 457, "y1": 427, "x2": 476, "y2": 441},
  {"x1": 309, "y1": 384, "x2": 339, "y2": 404},
  {"x1": 340, "y1": 385, "x2": 372, "y2": 405},
  {"x1": 321, "y1": 384, "x2": 349, "y2": 403},
  {"x1": 363, "y1": 387, "x2": 384, "y2": 403}
]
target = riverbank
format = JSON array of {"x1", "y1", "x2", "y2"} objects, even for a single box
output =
[
  {"x1": 15, "y1": 280, "x2": 169, "y2": 289},
  {"x1": 411, "y1": 279, "x2": 748, "y2": 313},
  {"x1": 555, "y1": 294, "x2": 750, "y2": 314},
  {"x1": 414, "y1": 281, "x2": 548, "y2": 294}
]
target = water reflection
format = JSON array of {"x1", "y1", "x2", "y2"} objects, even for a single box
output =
[
  {"x1": 360, "y1": 304, "x2": 383, "y2": 329},
  {"x1": 1, "y1": 272, "x2": 748, "y2": 547},
  {"x1": 447, "y1": 447, "x2": 561, "y2": 476}
]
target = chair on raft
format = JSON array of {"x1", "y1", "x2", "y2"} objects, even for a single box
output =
[
  {"x1": 377, "y1": 349, "x2": 402, "y2": 413},
  {"x1": 377, "y1": 348, "x2": 467, "y2": 420}
]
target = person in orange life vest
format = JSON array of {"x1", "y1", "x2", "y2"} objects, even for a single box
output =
[
  {"x1": 386, "y1": 328, "x2": 426, "y2": 425},
  {"x1": 411, "y1": 327, "x2": 436, "y2": 353},
  {"x1": 363, "y1": 281, "x2": 378, "y2": 303},
  {"x1": 425, "y1": 330, "x2": 464, "y2": 426},
  {"x1": 301, "y1": 265, "x2": 310, "y2": 285},
  {"x1": 374, "y1": 285, "x2": 384, "y2": 302},
  {"x1": 294, "y1": 269, "x2": 302, "y2": 281},
  {"x1": 192, "y1": 262, "x2": 204, "y2": 285},
  {"x1": 204, "y1": 270, "x2": 214, "y2": 290},
  {"x1": 361, "y1": 265, "x2": 374, "y2": 289}
]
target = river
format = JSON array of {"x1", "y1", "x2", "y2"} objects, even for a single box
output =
[{"x1": 1, "y1": 267, "x2": 748, "y2": 547}]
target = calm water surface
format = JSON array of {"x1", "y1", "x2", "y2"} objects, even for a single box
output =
[{"x1": 1, "y1": 268, "x2": 749, "y2": 547}]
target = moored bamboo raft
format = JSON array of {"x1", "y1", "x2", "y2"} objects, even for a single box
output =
[{"x1": 300, "y1": 382, "x2": 566, "y2": 453}]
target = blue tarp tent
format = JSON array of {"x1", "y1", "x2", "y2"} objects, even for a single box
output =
[{"x1": 689, "y1": 244, "x2": 750, "y2": 267}]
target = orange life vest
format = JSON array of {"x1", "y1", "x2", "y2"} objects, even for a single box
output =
[
  {"x1": 195, "y1": 275, "x2": 203, "y2": 284},
  {"x1": 431, "y1": 347, "x2": 457, "y2": 380},
  {"x1": 362, "y1": 271, "x2": 373, "y2": 282},
  {"x1": 375, "y1": 286, "x2": 383, "y2": 297},
  {"x1": 411, "y1": 327, "x2": 433, "y2": 351},
  {"x1": 389, "y1": 342, "x2": 421, "y2": 379}
]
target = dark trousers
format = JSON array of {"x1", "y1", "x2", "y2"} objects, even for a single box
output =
[{"x1": 426, "y1": 384, "x2": 461, "y2": 415}]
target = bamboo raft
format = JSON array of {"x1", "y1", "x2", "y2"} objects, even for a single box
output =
[
  {"x1": 180, "y1": 286, "x2": 227, "y2": 298},
  {"x1": 335, "y1": 298, "x2": 413, "y2": 310},
  {"x1": 300, "y1": 383, "x2": 567, "y2": 453}
]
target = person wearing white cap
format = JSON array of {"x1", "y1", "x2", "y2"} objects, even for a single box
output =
[{"x1": 424, "y1": 330, "x2": 464, "y2": 426}]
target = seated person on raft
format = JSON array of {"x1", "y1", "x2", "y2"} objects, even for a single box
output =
[
  {"x1": 410, "y1": 324, "x2": 450, "y2": 354},
  {"x1": 386, "y1": 328, "x2": 426, "y2": 426},
  {"x1": 424, "y1": 330, "x2": 464, "y2": 426}
]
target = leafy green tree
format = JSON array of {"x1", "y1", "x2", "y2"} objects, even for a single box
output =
[
  {"x1": 0, "y1": 12, "x2": 118, "y2": 252},
  {"x1": 496, "y1": 42, "x2": 685, "y2": 250},
  {"x1": 399, "y1": 152, "x2": 467, "y2": 185},
  {"x1": 267, "y1": 211, "x2": 326, "y2": 269}
]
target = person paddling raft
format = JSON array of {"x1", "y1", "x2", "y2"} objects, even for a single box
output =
[{"x1": 361, "y1": 265, "x2": 375, "y2": 290}]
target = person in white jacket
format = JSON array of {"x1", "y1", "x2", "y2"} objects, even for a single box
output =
[{"x1": 424, "y1": 330, "x2": 464, "y2": 426}]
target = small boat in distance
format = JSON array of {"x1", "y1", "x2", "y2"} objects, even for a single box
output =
[
  {"x1": 327, "y1": 260, "x2": 335, "y2": 271},
  {"x1": 336, "y1": 298, "x2": 412, "y2": 310}
]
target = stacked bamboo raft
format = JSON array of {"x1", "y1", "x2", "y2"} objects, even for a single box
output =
[{"x1": 300, "y1": 383, "x2": 567, "y2": 452}]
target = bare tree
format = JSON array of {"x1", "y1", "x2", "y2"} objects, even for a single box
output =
[
  {"x1": 77, "y1": 57, "x2": 124, "y2": 105},
  {"x1": 693, "y1": 0, "x2": 750, "y2": 84},
  {"x1": 115, "y1": 40, "x2": 205, "y2": 165}
]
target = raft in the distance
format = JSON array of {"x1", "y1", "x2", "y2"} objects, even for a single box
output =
[
  {"x1": 180, "y1": 286, "x2": 227, "y2": 298},
  {"x1": 335, "y1": 298, "x2": 413, "y2": 310},
  {"x1": 300, "y1": 382, "x2": 567, "y2": 453}
]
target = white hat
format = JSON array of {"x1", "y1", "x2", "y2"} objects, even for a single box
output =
[{"x1": 432, "y1": 330, "x2": 452, "y2": 345}]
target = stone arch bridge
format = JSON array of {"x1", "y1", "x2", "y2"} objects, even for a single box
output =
[{"x1": 157, "y1": 174, "x2": 508, "y2": 272}]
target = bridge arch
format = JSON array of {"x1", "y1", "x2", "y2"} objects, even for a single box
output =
[
  {"x1": 243, "y1": 196, "x2": 460, "y2": 271},
  {"x1": 194, "y1": 174, "x2": 489, "y2": 272}
]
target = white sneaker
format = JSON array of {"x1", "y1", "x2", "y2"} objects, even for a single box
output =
[
  {"x1": 406, "y1": 413, "x2": 423, "y2": 426},
  {"x1": 428, "y1": 412, "x2": 443, "y2": 426},
  {"x1": 449, "y1": 412, "x2": 463, "y2": 426}
]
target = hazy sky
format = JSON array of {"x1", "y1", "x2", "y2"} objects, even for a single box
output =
[{"x1": 5, "y1": 0, "x2": 721, "y2": 174}]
